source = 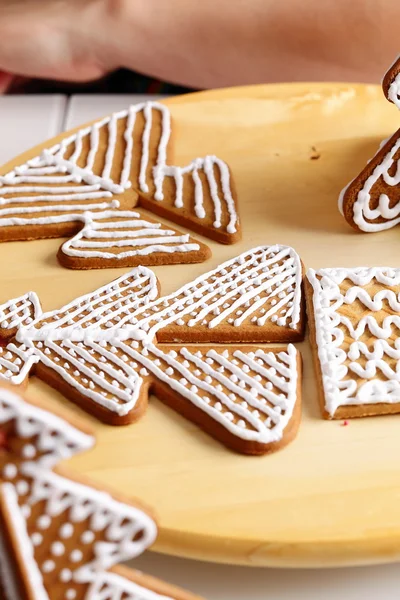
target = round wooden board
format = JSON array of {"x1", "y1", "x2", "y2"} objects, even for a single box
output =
[{"x1": 2, "y1": 82, "x2": 400, "y2": 568}]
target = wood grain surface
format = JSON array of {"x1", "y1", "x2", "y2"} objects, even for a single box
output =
[{"x1": 1, "y1": 83, "x2": 400, "y2": 568}]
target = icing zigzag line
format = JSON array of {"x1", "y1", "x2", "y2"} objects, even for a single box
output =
[
  {"x1": 349, "y1": 358, "x2": 400, "y2": 380},
  {"x1": 340, "y1": 287, "x2": 400, "y2": 312},
  {"x1": 348, "y1": 339, "x2": 400, "y2": 361},
  {"x1": 336, "y1": 314, "x2": 400, "y2": 340},
  {"x1": 307, "y1": 267, "x2": 400, "y2": 416},
  {"x1": 317, "y1": 267, "x2": 400, "y2": 287}
]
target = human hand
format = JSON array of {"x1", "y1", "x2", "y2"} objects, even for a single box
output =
[
  {"x1": 0, "y1": 0, "x2": 398, "y2": 93},
  {"x1": 0, "y1": 0, "x2": 116, "y2": 92}
]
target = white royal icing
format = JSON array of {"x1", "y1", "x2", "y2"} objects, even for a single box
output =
[
  {"x1": 0, "y1": 388, "x2": 159, "y2": 600},
  {"x1": 134, "y1": 244, "x2": 303, "y2": 337},
  {"x1": 307, "y1": 267, "x2": 400, "y2": 416},
  {"x1": 338, "y1": 132, "x2": 400, "y2": 231},
  {"x1": 0, "y1": 102, "x2": 238, "y2": 239},
  {"x1": 125, "y1": 343, "x2": 299, "y2": 443},
  {"x1": 85, "y1": 571, "x2": 174, "y2": 600},
  {"x1": 386, "y1": 54, "x2": 400, "y2": 109},
  {"x1": 388, "y1": 75, "x2": 400, "y2": 108},
  {"x1": 61, "y1": 210, "x2": 200, "y2": 260},
  {"x1": 0, "y1": 292, "x2": 42, "y2": 331},
  {"x1": 0, "y1": 246, "x2": 302, "y2": 442}
]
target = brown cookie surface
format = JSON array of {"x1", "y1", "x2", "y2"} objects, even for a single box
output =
[
  {"x1": 339, "y1": 128, "x2": 400, "y2": 232},
  {"x1": 0, "y1": 386, "x2": 203, "y2": 600},
  {"x1": 57, "y1": 210, "x2": 211, "y2": 270},
  {"x1": 382, "y1": 55, "x2": 400, "y2": 108},
  {"x1": 0, "y1": 101, "x2": 241, "y2": 271},
  {"x1": 0, "y1": 245, "x2": 304, "y2": 455}
]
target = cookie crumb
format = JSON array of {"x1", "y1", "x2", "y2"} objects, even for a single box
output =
[{"x1": 310, "y1": 146, "x2": 321, "y2": 160}]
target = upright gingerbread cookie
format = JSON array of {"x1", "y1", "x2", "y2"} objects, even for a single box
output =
[
  {"x1": 382, "y1": 54, "x2": 400, "y2": 108},
  {"x1": 0, "y1": 101, "x2": 240, "y2": 271},
  {"x1": 339, "y1": 57, "x2": 400, "y2": 232},
  {"x1": 338, "y1": 128, "x2": 400, "y2": 232},
  {"x1": 0, "y1": 386, "x2": 202, "y2": 600},
  {"x1": 306, "y1": 267, "x2": 400, "y2": 419},
  {"x1": 0, "y1": 245, "x2": 304, "y2": 455}
]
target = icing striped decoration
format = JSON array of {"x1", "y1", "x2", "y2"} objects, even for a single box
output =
[
  {"x1": 0, "y1": 246, "x2": 303, "y2": 451},
  {"x1": 0, "y1": 102, "x2": 239, "y2": 245},
  {"x1": 60, "y1": 210, "x2": 202, "y2": 264},
  {"x1": 307, "y1": 267, "x2": 400, "y2": 417},
  {"x1": 30, "y1": 338, "x2": 144, "y2": 416},
  {"x1": 0, "y1": 388, "x2": 163, "y2": 600},
  {"x1": 6, "y1": 337, "x2": 299, "y2": 444},
  {"x1": 0, "y1": 293, "x2": 41, "y2": 333},
  {"x1": 131, "y1": 343, "x2": 299, "y2": 444},
  {"x1": 0, "y1": 342, "x2": 38, "y2": 385},
  {"x1": 18, "y1": 267, "x2": 159, "y2": 341},
  {"x1": 133, "y1": 245, "x2": 303, "y2": 340},
  {"x1": 16, "y1": 245, "x2": 302, "y2": 345}
]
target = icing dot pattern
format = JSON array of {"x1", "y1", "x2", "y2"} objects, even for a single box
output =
[
  {"x1": 134, "y1": 344, "x2": 299, "y2": 443},
  {"x1": 133, "y1": 245, "x2": 303, "y2": 339},
  {"x1": 0, "y1": 246, "x2": 302, "y2": 443},
  {"x1": 0, "y1": 388, "x2": 160, "y2": 600},
  {"x1": 0, "y1": 293, "x2": 40, "y2": 332}
]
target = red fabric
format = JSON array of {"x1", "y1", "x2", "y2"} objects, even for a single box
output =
[{"x1": 0, "y1": 71, "x2": 15, "y2": 93}]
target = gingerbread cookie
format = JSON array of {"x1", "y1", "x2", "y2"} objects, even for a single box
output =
[
  {"x1": 339, "y1": 57, "x2": 400, "y2": 233},
  {"x1": 338, "y1": 127, "x2": 400, "y2": 232},
  {"x1": 0, "y1": 101, "x2": 240, "y2": 271},
  {"x1": 0, "y1": 386, "x2": 202, "y2": 600},
  {"x1": 0, "y1": 245, "x2": 304, "y2": 455},
  {"x1": 306, "y1": 267, "x2": 400, "y2": 419},
  {"x1": 58, "y1": 210, "x2": 210, "y2": 269},
  {"x1": 382, "y1": 54, "x2": 400, "y2": 108}
]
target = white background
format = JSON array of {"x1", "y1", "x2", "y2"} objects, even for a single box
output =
[{"x1": 1, "y1": 93, "x2": 399, "y2": 599}]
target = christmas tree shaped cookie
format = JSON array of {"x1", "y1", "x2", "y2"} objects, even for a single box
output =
[
  {"x1": 339, "y1": 56, "x2": 400, "y2": 232},
  {"x1": 383, "y1": 55, "x2": 400, "y2": 108},
  {"x1": 0, "y1": 386, "x2": 202, "y2": 600},
  {"x1": 0, "y1": 245, "x2": 304, "y2": 455},
  {"x1": 0, "y1": 101, "x2": 241, "y2": 270}
]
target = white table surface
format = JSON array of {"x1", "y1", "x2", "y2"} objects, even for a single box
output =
[{"x1": 0, "y1": 93, "x2": 399, "y2": 599}]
